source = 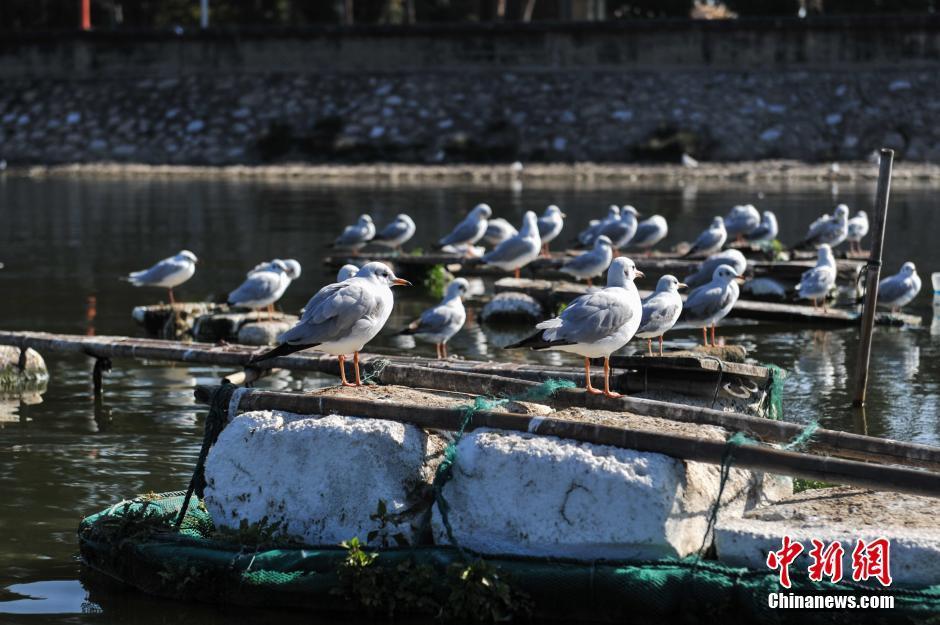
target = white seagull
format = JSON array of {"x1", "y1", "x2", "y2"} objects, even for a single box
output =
[
  {"x1": 333, "y1": 215, "x2": 375, "y2": 254},
  {"x1": 560, "y1": 235, "x2": 614, "y2": 286},
  {"x1": 336, "y1": 264, "x2": 359, "y2": 282},
  {"x1": 438, "y1": 203, "x2": 492, "y2": 255},
  {"x1": 248, "y1": 258, "x2": 301, "y2": 281},
  {"x1": 628, "y1": 215, "x2": 668, "y2": 256},
  {"x1": 795, "y1": 244, "x2": 837, "y2": 312},
  {"x1": 684, "y1": 249, "x2": 748, "y2": 289},
  {"x1": 537, "y1": 205, "x2": 566, "y2": 255},
  {"x1": 597, "y1": 205, "x2": 640, "y2": 248},
  {"x1": 250, "y1": 262, "x2": 411, "y2": 386},
  {"x1": 507, "y1": 257, "x2": 644, "y2": 398},
  {"x1": 482, "y1": 218, "x2": 518, "y2": 247},
  {"x1": 399, "y1": 278, "x2": 469, "y2": 359},
  {"x1": 636, "y1": 275, "x2": 686, "y2": 356},
  {"x1": 878, "y1": 262, "x2": 922, "y2": 313},
  {"x1": 676, "y1": 265, "x2": 744, "y2": 346},
  {"x1": 846, "y1": 210, "x2": 869, "y2": 254},
  {"x1": 744, "y1": 210, "x2": 779, "y2": 243},
  {"x1": 683, "y1": 217, "x2": 727, "y2": 258},
  {"x1": 229, "y1": 259, "x2": 293, "y2": 318},
  {"x1": 794, "y1": 204, "x2": 849, "y2": 250},
  {"x1": 124, "y1": 250, "x2": 198, "y2": 305},
  {"x1": 481, "y1": 210, "x2": 541, "y2": 279},
  {"x1": 576, "y1": 205, "x2": 620, "y2": 246},
  {"x1": 724, "y1": 204, "x2": 761, "y2": 241},
  {"x1": 372, "y1": 214, "x2": 416, "y2": 252}
]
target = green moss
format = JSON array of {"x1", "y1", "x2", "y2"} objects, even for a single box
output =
[
  {"x1": 424, "y1": 264, "x2": 449, "y2": 300},
  {"x1": 793, "y1": 478, "x2": 838, "y2": 493}
]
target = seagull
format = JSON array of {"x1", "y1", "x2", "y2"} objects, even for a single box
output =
[
  {"x1": 636, "y1": 275, "x2": 686, "y2": 356},
  {"x1": 333, "y1": 215, "x2": 375, "y2": 254},
  {"x1": 846, "y1": 210, "x2": 869, "y2": 254},
  {"x1": 576, "y1": 205, "x2": 619, "y2": 246},
  {"x1": 684, "y1": 249, "x2": 747, "y2": 289},
  {"x1": 124, "y1": 250, "x2": 197, "y2": 305},
  {"x1": 795, "y1": 244, "x2": 837, "y2": 312},
  {"x1": 628, "y1": 215, "x2": 668, "y2": 256},
  {"x1": 438, "y1": 203, "x2": 492, "y2": 255},
  {"x1": 793, "y1": 204, "x2": 849, "y2": 250},
  {"x1": 482, "y1": 218, "x2": 518, "y2": 247},
  {"x1": 560, "y1": 235, "x2": 614, "y2": 286},
  {"x1": 249, "y1": 258, "x2": 301, "y2": 281},
  {"x1": 399, "y1": 278, "x2": 469, "y2": 359},
  {"x1": 249, "y1": 262, "x2": 411, "y2": 386},
  {"x1": 878, "y1": 262, "x2": 922, "y2": 313},
  {"x1": 481, "y1": 210, "x2": 541, "y2": 279},
  {"x1": 724, "y1": 204, "x2": 761, "y2": 241},
  {"x1": 506, "y1": 257, "x2": 644, "y2": 398},
  {"x1": 744, "y1": 210, "x2": 779, "y2": 243},
  {"x1": 676, "y1": 265, "x2": 744, "y2": 346},
  {"x1": 596, "y1": 205, "x2": 640, "y2": 248},
  {"x1": 537, "y1": 205, "x2": 566, "y2": 256},
  {"x1": 337, "y1": 264, "x2": 359, "y2": 282},
  {"x1": 372, "y1": 214, "x2": 416, "y2": 252},
  {"x1": 683, "y1": 217, "x2": 727, "y2": 258},
  {"x1": 228, "y1": 260, "x2": 292, "y2": 319}
]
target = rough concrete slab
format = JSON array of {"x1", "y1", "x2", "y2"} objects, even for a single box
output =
[
  {"x1": 481, "y1": 292, "x2": 545, "y2": 324},
  {"x1": 0, "y1": 346, "x2": 48, "y2": 394},
  {"x1": 237, "y1": 320, "x2": 295, "y2": 346},
  {"x1": 715, "y1": 486, "x2": 940, "y2": 587}
]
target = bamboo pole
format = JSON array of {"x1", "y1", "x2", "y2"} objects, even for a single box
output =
[
  {"x1": 2, "y1": 330, "x2": 938, "y2": 470},
  {"x1": 194, "y1": 385, "x2": 940, "y2": 499},
  {"x1": 853, "y1": 148, "x2": 894, "y2": 407}
]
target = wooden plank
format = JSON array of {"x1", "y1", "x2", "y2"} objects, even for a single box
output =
[{"x1": 194, "y1": 385, "x2": 940, "y2": 499}]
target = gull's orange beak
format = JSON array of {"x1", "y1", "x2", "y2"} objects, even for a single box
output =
[
  {"x1": 392, "y1": 278, "x2": 412, "y2": 287},
  {"x1": 678, "y1": 282, "x2": 689, "y2": 290},
  {"x1": 735, "y1": 276, "x2": 746, "y2": 283},
  {"x1": 635, "y1": 270, "x2": 645, "y2": 279}
]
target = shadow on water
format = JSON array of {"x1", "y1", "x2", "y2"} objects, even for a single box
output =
[{"x1": 0, "y1": 175, "x2": 938, "y2": 622}]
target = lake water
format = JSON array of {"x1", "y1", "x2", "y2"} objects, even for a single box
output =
[{"x1": 1, "y1": 173, "x2": 938, "y2": 623}]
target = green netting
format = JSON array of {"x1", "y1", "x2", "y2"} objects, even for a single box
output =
[
  {"x1": 762, "y1": 363, "x2": 788, "y2": 421},
  {"x1": 79, "y1": 493, "x2": 940, "y2": 623}
]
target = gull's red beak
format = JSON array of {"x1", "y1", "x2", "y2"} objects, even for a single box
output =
[
  {"x1": 678, "y1": 282, "x2": 689, "y2": 290},
  {"x1": 392, "y1": 278, "x2": 412, "y2": 287},
  {"x1": 635, "y1": 270, "x2": 645, "y2": 279}
]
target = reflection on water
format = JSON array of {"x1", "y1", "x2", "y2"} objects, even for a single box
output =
[{"x1": 0, "y1": 175, "x2": 939, "y2": 623}]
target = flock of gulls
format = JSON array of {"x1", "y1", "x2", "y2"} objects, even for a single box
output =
[{"x1": 123, "y1": 201, "x2": 924, "y2": 396}]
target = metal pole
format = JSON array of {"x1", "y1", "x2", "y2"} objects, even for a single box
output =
[
  {"x1": 200, "y1": 0, "x2": 209, "y2": 29},
  {"x1": 852, "y1": 148, "x2": 894, "y2": 407}
]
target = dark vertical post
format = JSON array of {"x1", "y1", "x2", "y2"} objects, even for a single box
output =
[{"x1": 852, "y1": 148, "x2": 894, "y2": 407}]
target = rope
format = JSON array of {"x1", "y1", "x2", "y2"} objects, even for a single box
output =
[
  {"x1": 175, "y1": 382, "x2": 236, "y2": 529},
  {"x1": 360, "y1": 357, "x2": 390, "y2": 385},
  {"x1": 761, "y1": 364, "x2": 787, "y2": 421},
  {"x1": 429, "y1": 378, "x2": 576, "y2": 557}
]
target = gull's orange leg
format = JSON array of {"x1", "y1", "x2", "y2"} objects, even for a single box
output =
[
  {"x1": 603, "y1": 357, "x2": 621, "y2": 398},
  {"x1": 353, "y1": 351, "x2": 362, "y2": 386},
  {"x1": 435, "y1": 343, "x2": 442, "y2": 359},
  {"x1": 702, "y1": 326, "x2": 708, "y2": 346},
  {"x1": 442, "y1": 342, "x2": 448, "y2": 359},
  {"x1": 584, "y1": 358, "x2": 602, "y2": 394},
  {"x1": 647, "y1": 339, "x2": 653, "y2": 356},
  {"x1": 659, "y1": 335, "x2": 664, "y2": 356},
  {"x1": 338, "y1": 354, "x2": 354, "y2": 387},
  {"x1": 168, "y1": 288, "x2": 176, "y2": 306},
  {"x1": 514, "y1": 268, "x2": 521, "y2": 279},
  {"x1": 711, "y1": 325, "x2": 717, "y2": 346},
  {"x1": 587, "y1": 278, "x2": 593, "y2": 287}
]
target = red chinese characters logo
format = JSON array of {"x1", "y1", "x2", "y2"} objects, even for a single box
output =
[
  {"x1": 807, "y1": 539, "x2": 844, "y2": 583},
  {"x1": 766, "y1": 535, "x2": 804, "y2": 588},
  {"x1": 766, "y1": 537, "x2": 892, "y2": 588},
  {"x1": 851, "y1": 537, "x2": 893, "y2": 587}
]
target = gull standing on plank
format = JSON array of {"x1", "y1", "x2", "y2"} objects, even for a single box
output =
[
  {"x1": 537, "y1": 205, "x2": 566, "y2": 256},
  {"x1": 878, "y1": 261, "x2": 922, "y2": 313},
  {"x1": 676, "y1": 265, "x2": 744, "y2": 346},
  {"x1": 124, "y1": 250, "x2": 197, "y2": 305},
  {"x1": 683, "y1": 217, "x2": 727, "y2": 258},
  {"x1": 744, "y1": 210, "x2": 779, "y2": 244},
  {"x1": 481, "y1": 211, "x2": 541, "y2": 279},
  {"x1": 507, "y1": 257, "x2": 644, "y2": 397},
  {"x1": 399, "y1": 278, "x2": 469, "y2": 359},
  {"x1": 793, "y1": 204, "x2": 849, "y2": 250},
  {"x1": 372, "y1": 214, "x2": 416, "y2": 252},
  {"x1": 438, "y1": 203, "x2": 492, "y2": 256},
  {"x1": 628, "y1": 215, "x2": 668, "y2": 256},
  {"x1": 794, "y1": 244, "x2": 837, "y2": 313},
  {"x1": 846, "y1": 210, "x2": 869, "y2": 254},
  {"x1": 724, "y1": 204, "x2": 761, "y2": 241},
  {"x1": 337, "y1": 264, "x2": 359, "y2": 282},
  {"x1": 333, "y1": 215, "x2": 375, "y2": 254},
  {"x1": 597, "y1": 205, "x2": 640, "y2": 249},
  {"x1": 228, "y1": 259, "x2": 292, "y2": 319},
  {"x1": 249, "y1": 262, "x2": 411, "y2": 386},
  {"x1": 576, "y1": 205, "x2": 619, "y2": 246},
  {"x1": 482, "y1": 218, "x2": 518, "y2": 247},
  {"x1": 636, "y1": 275, "x2": 686, "y2": 356},
  {"x1": 560, "y1": 235, "x2": 614, "y2": 286},
  {"x1": 684, "y1": 249, "x2": 747, "y2": 289}
]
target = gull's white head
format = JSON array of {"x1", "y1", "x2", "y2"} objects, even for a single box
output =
[
  {"x1": 337, "y1": 264, "x2": 359, "y2": 282},
  {"x1": 712, "y1": 265, "x2": 743, "y2": 284},
  {"x1": 607, "y1": 257, "x2": 644, "y2": 287},
  {"x1": 281, "y1": 259, "x2": 302, "y2": 280},
  {"x1": 621, "y1": 205, "x2": 639, "y2": 219},
  {"x1": 520, "y1": 210, "x2": 539, "y2": 234},
  {"x1": 901, "y1": 261, "x2": 917, "y2": 275},
  {"x1": 544, "y1": 204, "x2": 565, "y2": 218},
  {"x1": 358, "y1": 215, "x2": 373, "y2": 224},
  {"x1": 817, "y1": 244, "x2": 834, "y2": 265},
  {"x1": 472, "y1": 204, "x2": 493, "y2": 219},
  {"x1": 711, "y1": 217, "x2": 725, "y2": 229},
  {"x1": 856, "y1": 210, "x2": 868, "y2": 219},
  {"x1": 762, "y1": 210, "x2": 777, "y2": 222},
  {"x1": 444, "y1": 277, "x2": 471, "y2": 300},
  {"x1": 607, "y1": 205, "x2": 620, "y2": 219},
  {"x1": 177, "y1": 250, "x2": 198, "y2": 263},
  {"x1": 396, "y1": 213, "x2": 416, "y2": 226},
  {"x1": 357, "y1": 262, "x2": 411, "y2": 288},
  {"x1": 655, "y1": 274, "x2": 686, "y2": 293},
  {"x1": 834, "y1": 204, "x2": 850, "y2": 219},
  {"x1": 595, "y1": 235, "x2": 613, "y2": 249},
  {"x1": 269, "y1": 259, "x2": 289, "y2": 274}
]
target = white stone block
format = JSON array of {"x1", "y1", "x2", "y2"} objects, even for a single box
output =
[{"x1": 205, "y1": 410, "x2": 439, "y2": 547}]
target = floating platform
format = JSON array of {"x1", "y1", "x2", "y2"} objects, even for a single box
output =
[
  {"x1": 493, "y1": 277, "x2": 921, "y2": 328},
  {"x1": 132, "y1": 303, "x2": 298, "y2": 344}
]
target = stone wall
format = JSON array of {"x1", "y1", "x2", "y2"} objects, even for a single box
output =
[{"x1": 1, "y1": 17, "x2": 938, "y2": 165}]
